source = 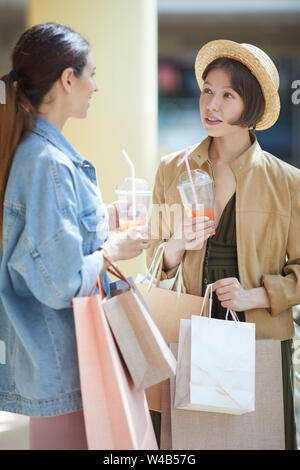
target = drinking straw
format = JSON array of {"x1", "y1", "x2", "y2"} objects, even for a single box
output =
[
  {"x1": 121, "y1": 149, "x2": 136, "y2": 218},
  {"x1": 184, "y1": 150, "x2": 198, "y2": 209}
]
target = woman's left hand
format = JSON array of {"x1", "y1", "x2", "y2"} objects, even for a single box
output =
[{"x1": 212, "y1": 277, "x2": 253, "y2": 312}]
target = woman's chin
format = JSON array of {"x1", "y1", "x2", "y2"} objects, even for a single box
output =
[
  {"x1": 203, "y1": 125, "x2": 225, "y2": 137},
  {"x1": 73, "y1": 110, "x2": 89, "y2": 119}
]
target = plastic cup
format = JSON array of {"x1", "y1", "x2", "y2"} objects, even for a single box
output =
[
  {"x1": 115, "y1": 178, "x2": 152, "y2": 232},
  {"x1": 176, "y1": 169, "x2": 215, "y2": 234}
]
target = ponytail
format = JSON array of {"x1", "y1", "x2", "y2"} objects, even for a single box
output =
[{"x1": 0, "y1": 74, "x2": 35, "y2": 245}]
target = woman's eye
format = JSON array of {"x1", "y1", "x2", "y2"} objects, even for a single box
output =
[
  {"x1": 224, "y1": 92, "x2": 233, "y2": 99},
  {"x1": 204, "y1": 88, "x2": 212, "y2": 94}
]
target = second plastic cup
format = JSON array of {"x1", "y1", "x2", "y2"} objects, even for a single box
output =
[
  {"x1": 115, "y1": 177, "x2": 152, "y2": 232},
  {"x1": 176, "y1": 169, "x2": 215, "y2": 234}
]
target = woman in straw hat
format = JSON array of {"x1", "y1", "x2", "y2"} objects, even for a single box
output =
[
  {"x1": 0, "y1": 22, "x2": 148, "y2": 449},
  {"x1": 147, "y1": 40, "x2": 299, "y2": 449}
]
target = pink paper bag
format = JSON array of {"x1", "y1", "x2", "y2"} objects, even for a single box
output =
[{"x1": 73, "y1": 278, "x2": 158, "y2": 450}]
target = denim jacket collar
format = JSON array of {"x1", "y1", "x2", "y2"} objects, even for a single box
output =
[{"x1": 33, "y1": 115, "x2": 93, "y2": 168}]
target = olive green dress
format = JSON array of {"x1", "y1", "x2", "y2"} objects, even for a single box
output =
[
  {"x1": 201, "y1": 192, "x2": 297, "y2": 450},
  {"x1": 201, "y1": 193, "x2": 245, "y2": 322}
]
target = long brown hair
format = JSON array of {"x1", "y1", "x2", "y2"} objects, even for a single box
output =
[{"x1": 0, "y1": 22, "x2": 90, "y2": 244}]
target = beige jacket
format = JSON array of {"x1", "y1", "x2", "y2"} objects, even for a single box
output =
[{"x1": 147, "y1": 136, "x2": 300, "y2": 340}]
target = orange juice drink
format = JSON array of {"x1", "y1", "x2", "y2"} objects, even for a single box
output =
[
  {"x1": 119, "y1": 218, "x2": 146, "y2": 232},
  {"x1": 186, "y1": 207, "x2": 215, "y2": 235},
  {"x1": 189, "y1": 207, "x2": 214, "y2": 220},
  {"x1": 115, "y1": 177, "x2": 152, "y2": 232},
  {"x1": 177, "y1": 169, "x2": 215, "y2": 235}
]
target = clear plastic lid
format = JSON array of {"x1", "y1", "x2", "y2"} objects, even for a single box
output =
[
  {"x1": 115, "y1": 177, "x2": 152, "y2": 195},
  {"x1": 177, "y1": 169, "x2": 212, "y2": 188}
]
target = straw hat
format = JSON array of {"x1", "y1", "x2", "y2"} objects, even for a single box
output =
[{"x1": 195, "y1": 39, "x2": 280, "y2": 130}]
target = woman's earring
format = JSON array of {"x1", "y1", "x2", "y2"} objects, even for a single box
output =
[{"x1": 251, "y1": 124, "x2": 256, "y2": 131}]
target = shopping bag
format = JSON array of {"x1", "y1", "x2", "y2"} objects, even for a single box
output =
[
  {"x1": 160, "y1": 376, "x2": 173, "y2": 451},
  {"x1": 135, "y1": 242, "x2": 186, "y2": 294},
  {"x1": 72, "y1": 276, "x2": 158, "y2": 450},
  {"x1": 161, "y1": 341, "x2": 285, "y2": 450},
  {"x1": 135, "y1": 244, "x2": 206, "y2": 411},
  {"x1": 101, "y1": 255, "x2": 177, "y2": 391},
  {"x1": 174, "y1": 284, "x2": 256, "y2": 415}
]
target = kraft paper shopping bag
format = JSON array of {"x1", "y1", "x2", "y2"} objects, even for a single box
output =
[
  {"x1": 73, "y1": 277, "x2": 158, "y2": 450},
  {"x1": 102, "y1": 257, "x2": 177, "y2": 391},
  {"x1": 135, "y1": 242, "x2": 206, "y2": 411},
  {"x1": 135, "y1": 241, "x2": 186, "y2": 294},
  {"x1": 136, "y1": 284, "x2": 206, "y2": 412}
]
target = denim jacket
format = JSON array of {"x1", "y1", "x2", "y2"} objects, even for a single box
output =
[{"x1": 0, "y1": 116, "x2": 110, "y2": 416}]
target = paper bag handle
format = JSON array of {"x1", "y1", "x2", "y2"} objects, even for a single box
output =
[
  {"x1": 148, "y1": 242, "x2": 167, "y2": 276},
  {"x1": 199, "y1": 284, "x2": 213, "y2": 318},
  {"x1": 148, "y1": 242, "x2": 186, "y2": 295},
  {"x1": 89, "y1": 276, "x2": 105, "y2": 299},
  {"x1": 103, "y1": 251, "x2": 134, "y2": 290},
  {"x1": 148, "y1": 243, "x2": 166, "y2": 289},
  {"x1": 225, "y1": 308, "x2": 239, "y2": 323},
  {"x1": 200, "y1": 283, "x2": 239, "y2": 323},
  {"x1": 89, "y1": 250, "x2": 134, "y2": 298}
]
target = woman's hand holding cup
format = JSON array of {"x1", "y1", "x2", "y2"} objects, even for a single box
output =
[
  {"x1": 173, "y1": 215, "x2": 215, "y2": 251},
  {"x1": 163, "y1": 215, "x2": 215, "y2": 271},
  {"x1": 100, "y1": 225, "x2": 149, "y2": 262}
]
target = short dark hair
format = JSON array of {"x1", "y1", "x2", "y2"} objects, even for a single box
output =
[{"x1": 202, "y1": 57, "x2": 265, "y2": 129}]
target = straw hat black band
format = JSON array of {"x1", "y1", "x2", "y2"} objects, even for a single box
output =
[{"x1": 195, "y1": 40, "x2": 280, "y2": 130}]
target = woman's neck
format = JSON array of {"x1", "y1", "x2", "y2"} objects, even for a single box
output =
[
  {"x1": 38, "y1": 101, "x2": 67, "y2": 132},
  {"x1": 209, "y1": 129, "x2": 252, "y2": 163}
]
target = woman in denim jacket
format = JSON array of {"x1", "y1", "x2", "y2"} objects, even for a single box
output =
[{"x1": 0, "y1": 23, "x2": 148, "y2": 449}]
